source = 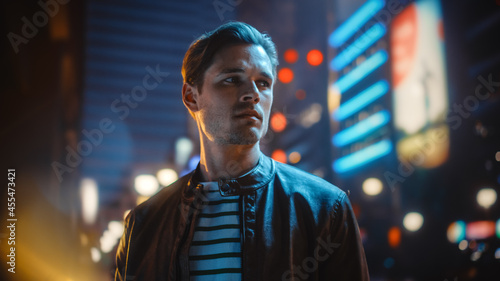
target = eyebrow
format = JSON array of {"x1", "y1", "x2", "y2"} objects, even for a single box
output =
[
  {"x1": 218, "y1": 68, "x2": 274, "y2": 80},
  {"x1": 218, "y1": 68, "x2": 245, "y2": 75}
]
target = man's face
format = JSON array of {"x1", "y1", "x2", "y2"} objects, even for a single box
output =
[{"x1": 190, "y1": 44, "x2": 274, "y2": 145}]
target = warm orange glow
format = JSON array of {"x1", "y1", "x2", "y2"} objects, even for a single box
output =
[
  {"x1": 49, "y1": 6, "x2": 69, "y2": 40},
  {"x1": 396, "y1": 125, "x2": 449, "y2": 168},
  {"x1": 278, "y1": 68, "x2": 294, "y2": 83},
  {"x1": 388, "y1": 226, "x2": 402, "y2": 248},
  {"x1": 307, "y1": 49, "x2": 323, "y2": 66},
  {"x1": 272, "y1": 149, "x2": 287, "y2": 163},
  {"x1": 288, "y1": 151, "x2": 301, "y2": 164},
  {"x1": 271, "y1": 112, "x2": 287, "y2": 132},
  {"x1": 295, "y1": 89, "x2": 306, "y2": 100},
  {"x1": 328, "y1": 84, "x2": 341, "y2": 114},
  {"x1": 284, "y1": 49, "x2": 299, "y2": 64}
]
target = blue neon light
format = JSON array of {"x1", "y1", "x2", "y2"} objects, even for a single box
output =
[
  {"x1": 333, "y1": 139, "x2": 392, "y2": 173},
  {"x1": 333, "y1": 110, "x2": 390, "y2": 147},
  {"x1": 454, "y1": 221, "x2": 466, "y2": 242},
  {"x1": 332, "y1": 50, "x2": 388, "y2": 94},
  {"x1": 331, "y1": 23, "x2": 386, "y2": 71},
  {"x1": 333, "y1": 80, "x2": 389, "y2": 121},
  {"x1": 329, "y1": 0, "x2": 386, "y2": 48}
]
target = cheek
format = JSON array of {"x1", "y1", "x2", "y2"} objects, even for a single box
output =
[
  {"x1": 199, "y1": 99, "x2": 228, "y2": 122},
  {"x1": 262, "y1": 94, "x2": 273, "y2": 114}
]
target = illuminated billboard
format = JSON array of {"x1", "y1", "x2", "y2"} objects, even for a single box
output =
[{"x1": 390, "y1": 0, "x2": 449, "y2": 168}]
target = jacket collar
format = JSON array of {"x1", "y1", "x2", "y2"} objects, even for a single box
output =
[{"x1": 185, "y1": 153, "x2": 275, "y2": 197}]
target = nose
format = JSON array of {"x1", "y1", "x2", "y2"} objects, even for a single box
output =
[{"x1": 240, "y1": 81, "x2": 260, "y2": 103}]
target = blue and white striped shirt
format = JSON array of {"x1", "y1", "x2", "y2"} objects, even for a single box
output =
[{"x1": 189, "y1": 182, "x2": 242, "y2": 281}]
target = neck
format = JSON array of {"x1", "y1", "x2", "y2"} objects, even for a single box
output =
[{"x1": 198, "y1": 138, "x2": 261, "y2": 182}]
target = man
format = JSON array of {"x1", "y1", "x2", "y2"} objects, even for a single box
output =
[{"x1": 115, "y1": 21, "x2": 369, "y2": 281}]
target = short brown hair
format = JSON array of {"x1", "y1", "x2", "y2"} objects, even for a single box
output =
[{"x1": 182, "y1": 21, "x2": 278, "y2": 90}]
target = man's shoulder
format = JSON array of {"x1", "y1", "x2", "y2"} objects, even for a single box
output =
[{"x1": 273, "y1": 160, "x2": 346, "y2": 199}]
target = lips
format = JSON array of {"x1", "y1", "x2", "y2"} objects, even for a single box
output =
[{"x1": 234, "y1": 109, "x2": 262, "y2": 121}]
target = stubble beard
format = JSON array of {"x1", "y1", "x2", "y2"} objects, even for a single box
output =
[
  {"x1": 204, "y1": 115, "x2": 262, "y2": 145},
  {"x1": 214, "y1": 123, "x2": 260, "y2": 145}
]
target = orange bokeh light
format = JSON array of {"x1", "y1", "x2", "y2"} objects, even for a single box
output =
[
  {"x1": 271, "y1": 112, "x2": 287, "y2": 132},
  {"x1": 278, "y1": 68, "x2": 294, "y2": 83},
  {"x1": 272, "y1": 149, "x2": 287, "y2": 163},
  {"x1": 284, "y1": 49, "x2": 299, "y2": 64},
  {"x1": 295, "y1": 89, "x2": 306, "y2": 100},
  {"x1": 388, "y1": 226, "x2": 402, "y2": 248},
  {"x1": 288, "y1": 151, "x2": 301, "y2": 164},
  {"x1": 307, "y1": 49, "x2": 323, "y2": 66}
]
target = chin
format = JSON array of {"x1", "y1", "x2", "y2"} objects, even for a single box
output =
[{"x1": 225, "y1": 130, "x2": 261, "y2": 145}]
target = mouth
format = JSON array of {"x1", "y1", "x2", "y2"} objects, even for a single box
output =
[{"x1": 234, "y1": 110, "x2": 262, "y2": 121}]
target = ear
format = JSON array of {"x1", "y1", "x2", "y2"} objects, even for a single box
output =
[{"x1": 182, "y1": 83, "x2": 199, "y2": 114}]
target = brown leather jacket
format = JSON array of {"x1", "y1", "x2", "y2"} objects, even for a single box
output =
[{"x1": 115, "y1": 153, "x2": 369, "y2": 280}]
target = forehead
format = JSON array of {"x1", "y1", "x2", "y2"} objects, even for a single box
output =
[{"x1": 208, "y1": 44, "x2": 273, "y2": 76}]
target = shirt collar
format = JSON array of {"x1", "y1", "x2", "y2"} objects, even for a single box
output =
[{"x1": 185, "y1": 153, "x2": 275, "y2": 197}]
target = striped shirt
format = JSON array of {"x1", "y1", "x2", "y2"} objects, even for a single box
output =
[{"x1": 189, "y1": 182, "x2": 242, "y2": 281}]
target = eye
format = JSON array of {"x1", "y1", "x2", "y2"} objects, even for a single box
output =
[
  {"x1": 257, "y1": 80, "x2": 271, "y2": 88},
  {"x1": 223, "y1": 76, "x2": 241, "y2": 84}
]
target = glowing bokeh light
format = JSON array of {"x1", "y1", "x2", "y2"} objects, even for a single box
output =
[
  {"x1": 458, "y1": 240, "x2": 468, "y2": 251},
  {"x1": 175, "y1": 137, "x2": 193, "y2": 167},
  {"x1": 403, "y1": 212, "x2": 424, "y2": 232},
  {"x1": 471, "y1": 251, "x2": 482, "y2": 261},
  {"x1": 157, "y1": 168, "x2": 178, "y2": 186},
  {"x1": 90, "y1": 247, "x2": 101, "y2": 263},
  {"x1": 476, "y1": 188, "x2": 497, "y2": 209},
  {"x1": 108, "y1": 220, "x2": 124, "y2": 238},
  {"x1": 289, "y1": 152, "x2": 301, "y2": 164},
  {"x1": 388, "y1": 226, "x2": 401, "y2": 248},
  {"x1": 295, "y1": 89, "x2": 306, "y2": 100},
  {"x1": 284, "y1": 49, "x2": 299, "y2": 64},
  {"x1": 80, "y1": 178, "x2": 99, "y2": 225},
  {"x1": 134, "y1": 174, "x2": 159, "y2": 196},
  {"x1": 447, "y1": 221, "x2": 466, "y2": 243},
  {"x1": 466, "y1": 221, "x2": 496, "y2": 240},
  {"x1": 362, "y1": 177, "x2": 383, "y2": 196},
  {"x1": 271, "y1": 112, "x2": 287, "y2": 132},
  {"x1": 272, "y1": 149, "x2": 287, "y2": 163},
  {"x1": 307, "y1": 49, "x2": 323, "y2": 66},
  {"x1": 278, "y1": 67, "x2": 294, "y2": 83},
  {"x1": 299, "y1": 103, "x2": 322, "y2": 128},
  {"x1": 100, "y1": 230, "x2": 117, "y2": 253},
  {"x1": 469, "y1": 240, "x2": 477, "y2": 250},
  {"x1": 80, "y1": 233, "x2": 88, "y2": 246}
]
